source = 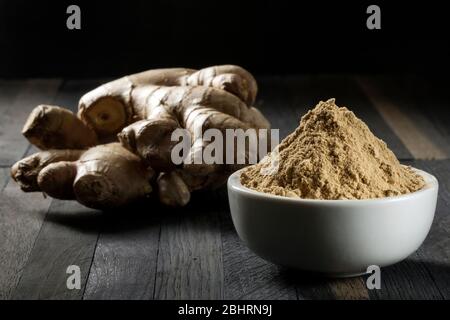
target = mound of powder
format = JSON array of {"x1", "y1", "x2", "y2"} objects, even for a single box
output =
[{"x1": 241, "y1": 99, "x2": 425, "y2": 200}]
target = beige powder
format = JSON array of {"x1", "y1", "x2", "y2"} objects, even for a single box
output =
[{"x1": 241, "y1": 99, "x2": 425, "y2": 200}]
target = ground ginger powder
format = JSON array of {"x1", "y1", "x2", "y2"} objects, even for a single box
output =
[{"x1": 241, "y1": 99, "x2": 425, "y2": 200}]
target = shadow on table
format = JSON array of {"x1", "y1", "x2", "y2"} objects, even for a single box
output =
[
  {"x1": 44, "y1": 187, "x2": 229, "y2": 234},
  {"x1": 277, "y1": 259, "x2": 450, "y2": 299}
]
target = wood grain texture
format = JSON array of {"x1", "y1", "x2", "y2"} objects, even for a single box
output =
[
  {"x1": 256, "y1": 76, "x2": 303, "y2": 139},
  {"x1": 11, "y1": 200, "x2": 101, "y2": 300},
  {"x1": 55, "y1": 78, "x2": 162, "y2": 300},
  {"x1": 357, "y1": 77, "x2": 448, "y2": 160},
  {"x1": 83, "y1": 203, "x2": 161, "y2": 300},
  {"x1": 0, "y1": 181, "x2": 52, "y2": 299},
  {"x1": 6, "y1": 79, "x2": 104, "y2": 300},
  {"x1": 368, "y1": 254, "x2": 444, "y2": 300},
  {"x1": 358, "y1": 75, "x2": 450, "y2": 158},
  {"x1": 220, "y1": 188, "x2": 298, "y2": 300},
  {"x1": 0, "y1": 80, "x2": 61, "y2": 299},
  {"x1": 413, "y1": 160, "x2": 450, "y2": 299},
  {"x1": 416, "y1": 83, "x2": 450, "y2": 154},
  {"x1": 0, "y1": 80, "x2": 22, "y2": 172},
  {"x1": 0, "y1": 79, "x2": 61, "y2": 166},
  {"x1": 0, "y1": 80, "x2": 22, "y2": 111},
  {"x1": 328, "y1": 278, "x2": 369, "y2": 300},
  {"x1": 294, "y1": 276, "x2": 370, "y2": 300},
  {"x1": 154, "y1": 191, "x2": 224, "y2": 300},
  {"x1": 0, "y1": 167, "x2": 9, "y2": 191}
]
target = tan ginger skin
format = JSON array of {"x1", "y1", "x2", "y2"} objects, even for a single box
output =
[{"x1": 11, "y1": 65, "x2": 270, "y2": 209}]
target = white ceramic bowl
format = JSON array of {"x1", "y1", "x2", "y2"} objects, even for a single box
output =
[{"x1": 227, "y1": 168, "x2": 438, "y2": 277}]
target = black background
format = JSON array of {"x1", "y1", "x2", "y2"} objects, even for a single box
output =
[{"x1": 0, "y1": 0, "x2": 449, "y2": 77}]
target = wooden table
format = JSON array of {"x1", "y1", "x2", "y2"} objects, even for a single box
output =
[{"x1": 1, "y1": 75, "x2": 449, "y2": 300}]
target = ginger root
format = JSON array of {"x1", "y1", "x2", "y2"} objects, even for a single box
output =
[
  {"x1": 23, "y1": 105, "x2": 98, "y2": 149},
  {"x1": 11, "y1": 65, "x2": 270, "y2": 209},
  {"x1": 11, "y1": 143, "x2": 153, "y2": 208}
]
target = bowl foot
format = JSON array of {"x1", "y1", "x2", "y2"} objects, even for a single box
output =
[
  {"x1": 318, "y1": 271, "x2": 368, "y2": 278},
  {"x1": 281, "y1": 267, "x2": 368, "y2": 279}
]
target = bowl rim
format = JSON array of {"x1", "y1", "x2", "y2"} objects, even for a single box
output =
[{"x1": 228, "y1": 167, "x2": 438, "y2": 205}]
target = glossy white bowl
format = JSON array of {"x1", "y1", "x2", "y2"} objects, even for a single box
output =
[{"x1": 227, "y1": 168, "x2": 438, "y2": 277}]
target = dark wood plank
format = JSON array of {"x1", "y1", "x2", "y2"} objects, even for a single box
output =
[
  {"x1": 256, "y1": 76, "x2": 302, "y2": 140},
  {"x1": 0, "y1": 80, "x2": 22, "y2": 110},
  {"x1": 286, "y1": 272, "x2": 370, "y2": 300},
  {"x1": 11, "y1": 200, "x2": 101, "y2": 300},
  {"x1": 219, "y1": 187, "x2": 297, "y2": 300},
  {"x1": 0, "y1": 80, "x2": 23, "y2": 170},
  {"x1": 370, "y1": 75, "x2": 450, "y2": 156},
  {"x1": 49, "y1": 78, "x2": 161, "y2": 300},
  {"x1": 327, "y1": 278, "x2": 369, "y2": 300},
  {"x1": 83, "y1": 204, "x2": 161, "y2": 300},
  {"x1": 368, "y1": 254, "x2": 444, "y2": 300},
  {"x1": 221, "y1": 228, "x2": 298, "y2": 300},
  {"x1": 412, "y1": 160, "x2": 450, "y2": 299},
  {"x1": 9, "y1": 79, "x2": 105, "y2": 299},
  {"x1": 0, "y1": 181, "x2": 53, "y2": 299},
  {"x1": 0, "y1": 80, "x2": 22, "y2": 111},
  {"x1": 0, "y1": 79, "x2": 61, "y2": 166},
  {"x1": 357, "y1": 76, "x2": 449, "y2": 159},
  {"x1": 154, "y1": 191, "x2": 224, "y2": 300},
  {"x1": 0, "y1": 79, "x2": 61, "y2": 299},
  {"x1": 0, "y1": 167, "x2": 9, "y2": 191},
  {"x1": 416, "y1": 83, "x2": 450, "y2": 153}
]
